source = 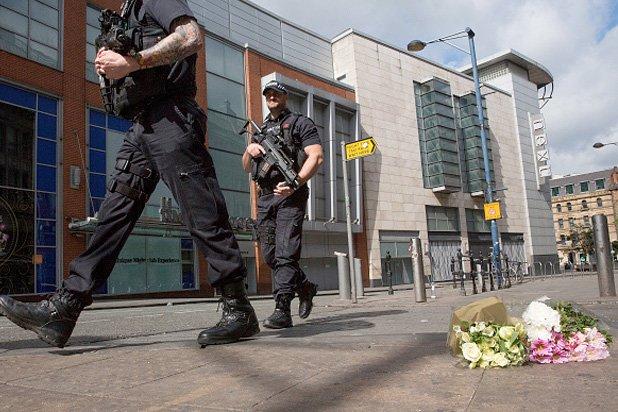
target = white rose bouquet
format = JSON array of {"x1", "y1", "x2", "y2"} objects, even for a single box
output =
[{"x1": 453, "y1": 321, "x2": 528, "y2": 369}]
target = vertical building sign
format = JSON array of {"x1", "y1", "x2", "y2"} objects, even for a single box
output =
[{"x1": 529, "y1": 113, "x2": 552, "y2": 187}]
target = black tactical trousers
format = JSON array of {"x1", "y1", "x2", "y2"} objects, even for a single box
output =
[
  {"x1": 257, "y1": 186, "x2": 309, "y2": 298},
  {"x1": 63, "y1": 97, "x2": 246, "y2": 295}
]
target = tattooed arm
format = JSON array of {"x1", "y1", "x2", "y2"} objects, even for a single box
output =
[
  {"x1": 94, "y1": 16, "x2": 202, "y2": 80},
  {"x1": 135, "y1": 16, "x2": 202, "y2": 69}
]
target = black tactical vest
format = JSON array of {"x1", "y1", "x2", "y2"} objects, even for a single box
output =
[
  {"x1": 112, "y1": 0, "x2": 197, "y2": 119},
  {"x1": 254, "y1": 111, "x2": 308, "y2": 189}
]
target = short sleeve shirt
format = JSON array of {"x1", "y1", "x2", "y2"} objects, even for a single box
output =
[{"x1": 143, "y1": 0, "x2": 195, "y2": 32}]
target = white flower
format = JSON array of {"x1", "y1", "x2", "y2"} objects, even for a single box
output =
[
  {"x1": 453, "y1": 325, "x2": 462, "y2": 334},
  {"x1": 481, "y1": 350, "x2": 496, "y2": 363},
  {"x1": 461, "y1": 332, "x2": 471, "y2": 343},
  {"x1": 462, "y1": 342, "x2": 483, "y2": 363},
  {"x1": 482, "y1": 325, "x2": 496, "y2": 337},
  {"x1": 498, "y1": 326, "x2": 516, "y2": 342},
  {"x1": 526, "y1": 325, "x2": 552, "y2": 341},
  {"x1": 522, "y1": 300, "x2": 561, "y2": 339},
  {"x1": 492, "y1": 353, "x2": 510, "y2": 367}
]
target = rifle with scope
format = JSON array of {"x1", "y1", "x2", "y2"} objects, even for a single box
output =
[{"x1": 239, "y1": 119, "x2": 300, "y2": 190}]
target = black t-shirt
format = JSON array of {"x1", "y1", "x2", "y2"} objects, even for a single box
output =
[
  {"x1": 134, "y1": 0, "x2": 197, "y2": 92},
  {"x1": 254, "y1": 109, "x2": 321, "y2": 187},
  {"x1": 142, "y1": 0, "x2": 194, "y2": 32}
]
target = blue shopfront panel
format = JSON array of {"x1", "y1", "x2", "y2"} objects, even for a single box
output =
[{"x1": 1, "y1": 81, "x2": 59, "y2": 294}]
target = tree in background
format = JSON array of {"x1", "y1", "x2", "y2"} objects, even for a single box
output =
[{"x1": 568, "y1": 224, "x2": 595, "y2": 262}]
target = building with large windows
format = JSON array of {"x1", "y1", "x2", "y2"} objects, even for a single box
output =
[
  {"x1": 331, "y1": 32, "x2": 558, "y2": 285},
  {"x1": 550, "y1": 168, "x2": 618, "y2": 267},
  {"x1": 0, "y1": 0, "x2": 557, "y2": 297}
]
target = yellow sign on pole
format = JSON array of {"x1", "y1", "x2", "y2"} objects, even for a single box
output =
[
  {"x1": 484, "y1": 202, "x2": 502, "y2": 221},
  {"x1": 344, "y1": 137, "x2": 376, "y2": 161}
]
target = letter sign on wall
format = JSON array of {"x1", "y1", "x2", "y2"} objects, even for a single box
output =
[{"x1": 529, "y1": 113, "x2": 552, "y2": 188}]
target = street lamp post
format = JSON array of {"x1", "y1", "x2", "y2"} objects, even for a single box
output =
[{"x1": 408, "y1": 27, "x2": 502, "y2": 278}]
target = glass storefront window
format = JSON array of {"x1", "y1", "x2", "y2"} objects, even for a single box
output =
[
  {"x1": 0, "y1": 83, "x2": 59, "y2": 294},
  {"x1": 312, "y1": 99, "x2": 329, "y2": 220},
  {"x1": 335, "y1": 108, "x2": 353, "y2": 220},
  {"x1": 87, "y1": 108, "x2": 197, "y2": 295}
]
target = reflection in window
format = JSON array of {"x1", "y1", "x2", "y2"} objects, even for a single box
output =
[
  {"x1": 206, "y1": 36, "x2": 249, "y2": 218},
  {"x1": 580, "y1": 181, "x2": 589, "y2": 192},
  {"x1": 0, "y1": 0, "x2": 61, "y2": 68},
  {"x1": 595, "y1": 178, "x2": 605, "y2": 190},
  {"x1": 551, "y1": 187, "x2": 560, "y2": 196},
  {"x1": 565, "y1": 184, "x2": 574, "y2": 195},
  {"x1": 465, "y1": 208, "x2": 489, "y2": 233}
]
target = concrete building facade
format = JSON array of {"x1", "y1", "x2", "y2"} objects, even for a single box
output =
[{"x1": 331, "y1": 31, "x2": 558, "y2": 286}]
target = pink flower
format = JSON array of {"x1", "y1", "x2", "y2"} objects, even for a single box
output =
[
  {"x1": 569, "y1": 343, "x2": 588, "y2": 362},
  {"x1": 586, "y1": 347, "x2": 610, "y2": 361}
]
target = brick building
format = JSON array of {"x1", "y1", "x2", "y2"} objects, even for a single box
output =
[
  {"x1": 550, "y1": 168, "x2": 618, "y2": 267},
  {"x1": 0, "y1": 0, "x2": 556, "y2": 297}
]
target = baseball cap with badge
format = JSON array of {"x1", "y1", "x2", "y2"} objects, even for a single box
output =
[{"x1": 262, "y1": 80, "x2": 288, "y2": 96}]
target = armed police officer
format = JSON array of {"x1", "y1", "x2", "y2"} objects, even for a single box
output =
[
  {"x1": 242, "y1": 81, "x2": 323, "y2": 329},
  {"x1": 0, "y1": 0, "x2": 259, "y2": 348}
]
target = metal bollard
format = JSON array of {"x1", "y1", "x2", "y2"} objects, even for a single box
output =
[
  {"x1": 592, "y1": 215, "x2": 617, "y2": 297},
  {"x1": 354, "y1": 258, "x2": 364, "y2": 297},
  {"x1": 504, "y1": 256, "x2": 512, "y2": 288},
  {"x1": 410, "y1": 238, "x2": 426, "y2": 302},
  {"x1": 335, "y1": 252, "x2": 351, "y2": 300}
]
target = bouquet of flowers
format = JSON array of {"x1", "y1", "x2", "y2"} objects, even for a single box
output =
[
  {"x1": 522, "y1": 299, "x2": 612, "y2": 364},
  {"x1": 453, "y1": 321, "x2": 528, "y2": 369}
]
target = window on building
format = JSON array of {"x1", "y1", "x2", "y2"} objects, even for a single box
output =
[
  {"x1": 455, "y1": 92, "x2": 492, "y2": 194},
  {"x1": 0, "y1": 82, "x2": 60, "y2": 294},
  {"x1": 569, "y1": 217, "x2": 575, "y2": 228},
  {"x1": 559, "y1": 235, "x2": 566, "y2": 244},
  {"x1": 583, "y1": 215, "x2": 590, "y2": 226},
  {"x1": 427, "y1": 206, "x2": 460, "y2": 232},
  {"x1": 465, "y1": 208, "x2": 491, "y2": 233},
  {"x1": 336, "y1": 107, "x2": 354, "y2": 220},
  {"x1": 312, "y1": 98, "x2": 330, "y2": 220},
  {"x1": 205, "y1": 36, "x2": 250, "y2": 218},
  {"x1": 86, "y1": 5, "x2": 100, "y2": 82},
  {"x1": 582, "y1": 200, "x2": 588, "y2": 210},
  {"x1": 0, "y1": 0, "x2": 61, "y2": 68},
  {"x1": 558, "y1": 219, "x2": 564, "y2": 229},
  {"x1": 597, "y1": 197, "x2": 603, "y2": 207},
  {"x1": 565, "y1": 184, "x2": 574, "y2": 195},
  {"x1": 551, "y1": 187, "x2": 560, "y2": 196},
  {"x1": 580, "y1": 181, "x2": 589, "y2": 192},
  {"x1": 567, "y1": 202, "x2": 572, "y2": 211},
  {"x1": 414, "y1": 79, "x2": 462, "y2": 191},
  {"x1": 595, "y1": 178, "x2": 605, "y2": 190},
  {"x1": 556, "y1": 204, "x2": 562, "y2": 213}
]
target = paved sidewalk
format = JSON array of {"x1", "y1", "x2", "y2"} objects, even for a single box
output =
[{"x1": 0, "y1": 276, "x2": 616, "y2": 411}]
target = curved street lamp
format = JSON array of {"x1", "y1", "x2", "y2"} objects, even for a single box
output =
[
  {"x1": 593, "y1": 142, "x2": 618, "y2": 149},
  {"x1": 408, "y1": 28, "x2": 503, "y2": 278}
]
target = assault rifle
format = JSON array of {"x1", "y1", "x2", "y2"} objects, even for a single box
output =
[
  {"x1": 94, "y1": 9, "x2": 142, "y2": 113},
  {"x1": 239, "y1": 119, "x2": 300, "y2": 190}
]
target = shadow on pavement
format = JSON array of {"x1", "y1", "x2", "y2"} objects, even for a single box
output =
[{"x1": 259, "y1": 309, "x2": 408, "y2": 339}]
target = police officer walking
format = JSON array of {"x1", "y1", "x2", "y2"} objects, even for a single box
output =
[
  {"x1": 242, "y1": 81, "x2": 323, "y2": 329},
  {"x1": 0, "y1": 0, "x2": 259, "y2": 348}
]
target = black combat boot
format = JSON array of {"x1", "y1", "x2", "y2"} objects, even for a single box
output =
[
  {"x1": 0, "y1": 289, "x2": 90, "y2": 348},
  {"x1": 297, "y1": 281, "x2": 318, "y2": 319},
  {"x1": 263, "y1": 293, "x2": 293, "y2": 329},
  {"x1": 197, "y1": 281, "x2": 260, "y2": 347}
]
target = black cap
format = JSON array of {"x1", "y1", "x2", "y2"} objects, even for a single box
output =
[{"x1": 262, "y1": 80, "x2": 288, "y2": 96}]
